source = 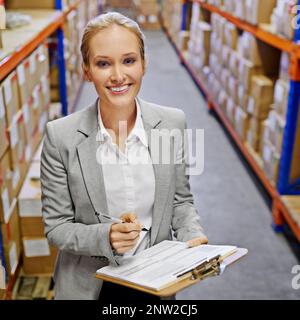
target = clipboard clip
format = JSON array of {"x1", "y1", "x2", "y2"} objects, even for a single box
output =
[
  {"x1": 191, "y1": 254, "x2": 221, "y2": 281},
  {"x1": 176, "y1": 254, "x2": 221, "y2": 280}
]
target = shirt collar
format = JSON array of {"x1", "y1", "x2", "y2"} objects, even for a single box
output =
[{"x1": 97, "y1": 98, "x2": 148, "y2": 147}]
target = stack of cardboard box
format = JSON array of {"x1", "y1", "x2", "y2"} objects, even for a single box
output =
[
  {"x1": 136, "y1": 0, "x2": 160, "y2": 30},
  {"x1": 106, "y1": 0, "x2": 133, "y2": 7},
  {"x1": 271, "y1": 0, "x2": 297, "y2": 40},
  {"x1": 18, "y1": 145, "x2": 57, "y2": 275},
  {"x1": 0, "y1": 42, "x2": 50, "y2": 284},
  {"x1": 207, "y1": 0, "x2": 277, "y2": 25},
  {"x1": 187, "y1": 20, "x2": 211, "y2": 76},
  {"x1": 161, "y1": 0, "x2": 182, "y2": 40},
  {"x1": 204, "y1": 0, "x2": 296, "y2": 39},
  {"x1": 203, "y1": 12, "x2": 292, "y2": 185},
  {"x1": 258, "y1": 53, "x2": 290, "y2": 184},
  {"x1": 49, "y1": 0, "x2": 99, "y2": 113},
  {"x1": 5, "y1": 0, "x2": 78, "y2": 10}
]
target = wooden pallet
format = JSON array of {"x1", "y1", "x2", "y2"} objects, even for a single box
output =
[
  {"x1": 13, "y1": 275, "x2": 54, "y2": 300},
  {"x1": 0, "y1": 289, "x2": 6, "y2": 300},
  {"x1": 282, "y1": 196, "x2": 300, "y2": 228}
]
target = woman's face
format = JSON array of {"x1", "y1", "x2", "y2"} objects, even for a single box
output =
[{"x1": 85, "y1": 24, "x2": 144, "y2": 110}]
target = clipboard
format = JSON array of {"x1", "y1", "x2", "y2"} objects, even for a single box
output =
[{"x1": 95, "y1": 247, "x2": 248, "y2": 297}]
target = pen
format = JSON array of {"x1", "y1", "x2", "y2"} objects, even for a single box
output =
[{"x1": 95, "y1": 212, "x2": 149, "y2": 232}]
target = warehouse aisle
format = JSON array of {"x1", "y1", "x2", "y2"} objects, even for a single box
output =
[{"x1": 75, "y1": 30, "x2": 300, "y2": 299}]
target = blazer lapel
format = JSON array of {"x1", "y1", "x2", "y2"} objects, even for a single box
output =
[
  {"x1": 75, "y1": 97, "x2": 172, "y2": 244},
  {"x1": 138, "y1": 98, "x2": 171, "y2": 246},
  {"x1": 76, "y1": 101, "x2": 109, "y2": 217}
]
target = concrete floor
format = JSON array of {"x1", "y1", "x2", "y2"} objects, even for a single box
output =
[{"x1": 75, "y1": 30, "x2": 300, "y2": 300}]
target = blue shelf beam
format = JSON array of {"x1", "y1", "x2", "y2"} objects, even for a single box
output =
[
  {"x1": 56, "y1": 28, "x2": 68, "y2": 116},
  {"x1": 277, "y1": 0, "x2": 300, "y2": 195}
]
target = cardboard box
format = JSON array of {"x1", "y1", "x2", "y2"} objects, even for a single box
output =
[
  {"x1": 36, "y1": 44, "x2": 49, "y2": 81},
  {"x1": 107, "y1": 0, "x2": 133, "y2": 8},
  {"x1": 273, "y1": 79, "x2": 289, "y2": 118},
  {"x1": 237, "y1": 84, "x2": 249, "y2": 111},
  {"x1": 33, "y1": 141, "x2": 43, "y2": 163},
  {"x1": 235, "y1": 106, "x2": 250, "y2": 141},
  {"x1": 245, "y1": 0, "x2": 276, "y2": 25},
  {"x1": 1, "y1": 198, "x2": 19, "y2": 247},
  {"x1": 221, "y1": 68, "x2": 231, "y2": 93},
  {"x1": 251, "y1": 75, "x2": 274, "y2": 105},
  {"x1": 7, "y1": 112, "x2": 27, "y2": 198},
  {"x1": 20, "y1": 217, "x2": 45, "y2": 238},
  {"x1": 217, "y1": 90, "x2": 228, "y2": 111},
  {"x1": 262, "y1": 140, "x2": 280, "y2": 184},
  {"x1": 7, "y1": 112, "x2": 20, "y2": 170},
  {"x1": 224, "y1": 22, "x2": 238, "y2": 49},
  {"x1": 221, "y1": 45, "x2": 230, "y2": 68},
  {"x1": 2, "y1": 199, "x2": 21, "y2": 276},
  {"x1": 4, "y1": 238, "x2": 21, "y2": 276},
  {"x1": 238, "y1": 58, "x2": 263, "y2": 91},
  {"x1": 279, "y1": 51, "x2": 290, "y2": 82},
  {"x1": 26, "y1": 50, "x2": 39, "y2": 94},
  {"x1": 6, "y1": 0, "x2": 56, "y2": 9},
  {"x1": 18, "y1": 161, "x2": 42, "y2": 221},
  {"x1": 16, "y1": 61, "x2": 30, "y2": 107},
  {"x1": 0, "y1": 87, "x2": 8, "y2": 158},
  {"x1": 247, "y1": 129, "x2": 260, "y2": 152},
  {"x1": 268, "y1": 110, "x2": 285, "y2": 155},
  {"x1": 38, "y1": 111, "x2": 48, "y2": 137},
  {"x1": 239, "y1": 32, "x2": 262, "y2": 66},
  {"x1": 31, "y1": 84, "x2": 43, "y2": 129},
  {"x1": 2, "y1": 71, "x2": 20, "y2": 126},
  {"x1": 138, "y1": 0, "x2": 158, "y2": 15},
  {"x1": 228, "y1": 49, "x2": 239, "y2": 78},
  {"x1": 228, "y1": 75, "x2": 238, "y2": 104},
  {"x1": 247, "y1": 117, "x2": 263, "y2": 152},
  {"x1": 48, "y1": 102, "x2": 62, "y2": 121},
  {"x1": 30, "y1": 129, "x2": 43, "y2": 158},
  {"x1": 226, "y1": 98, "x2": 236, "y2": 125},
  {"x1": 0, "y1": 152, "x2": 13, "y2": 224},
  {"x1": 22, "y1": 237, "x2": 58, "y2": 275},
  {"x1": 235, "y1": 0, "x2": 246, "y2": 20},
  {"x1": 247, "y1": 95, "x2": 271, "y2": 119},
  {"x1": 290, "y1": 109, "x2": 300, "y2": 182},
  {"x1": 22, "y1": 102, "x2": 33, "y2": 146},
  {"x1": 177, "y1": 30, "x2": 190, "y2": 52}
]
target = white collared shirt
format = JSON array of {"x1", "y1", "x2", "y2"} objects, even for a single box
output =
[{"x1": 97, "y1": 99, "x2": 155, "y2": 256}]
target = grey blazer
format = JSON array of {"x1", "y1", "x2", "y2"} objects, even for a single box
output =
[{"x1": 40, "y1": 97, "x2": 206, "y2": 300}]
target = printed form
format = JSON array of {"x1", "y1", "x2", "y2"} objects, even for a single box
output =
[{"x1": 96, "y1": 240, "x2": 237, "y2": 291}]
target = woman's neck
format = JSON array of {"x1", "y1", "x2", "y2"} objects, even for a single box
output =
[{"x1": 99, "y1": 100, "x2": 137, "y2": 137}]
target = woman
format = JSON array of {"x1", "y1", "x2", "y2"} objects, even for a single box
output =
[{"x1": 41, "y1": 12, "x2": 208, "y2": 301}]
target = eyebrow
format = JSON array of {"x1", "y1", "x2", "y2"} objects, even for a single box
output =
[{"x1": 94, "y1": 52, "x2": 138, "y2": 59}]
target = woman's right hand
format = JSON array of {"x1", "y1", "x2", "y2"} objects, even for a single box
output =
[{"x1": 109, "y1": 212, "x2": 142, "y2": 254}]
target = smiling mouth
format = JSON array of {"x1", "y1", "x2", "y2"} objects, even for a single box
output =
[{"x1": 107, "y1": 84, "x2": 132, "y2": 94}]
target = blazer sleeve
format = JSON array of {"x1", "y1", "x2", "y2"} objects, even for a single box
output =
[
  {"x1": 40, "y1": 122, "x2": 119, "y2": 266},
  {"x1": 171, "y1": 112, "x2": 207, "y2": 242}
]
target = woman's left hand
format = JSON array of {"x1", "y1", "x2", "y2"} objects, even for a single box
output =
[{"x1": 187, "y1": 236, "x2": 208, "y2": 248}]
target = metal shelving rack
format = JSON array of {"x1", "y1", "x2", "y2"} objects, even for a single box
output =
[
  {"x1": 161, "y1": 0, "x2": 300, "y2": 242},
  {"x1": 0, "y1": 0, "x2": 103, "y2": 299}
]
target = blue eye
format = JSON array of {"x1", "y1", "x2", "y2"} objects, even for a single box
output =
[
  {"x1": 97, "y1": 61, "x2": 109, "y2": 68},
  {"x1": 124, "y1": 58, "x2": 136, "y2": 65}
]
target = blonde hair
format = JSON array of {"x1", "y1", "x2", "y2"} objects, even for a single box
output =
[{"x1": 81, "y1": 12, "x2": 146, "y2": 68}]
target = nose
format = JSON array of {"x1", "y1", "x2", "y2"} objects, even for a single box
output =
[{"x1": 110, "y1": 64, "x2": 125, "y2": 84}]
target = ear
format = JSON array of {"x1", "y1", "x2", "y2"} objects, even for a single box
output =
[
  {"x1": 142, "y1": 60, "x2": 147, "y2": 76},
  {"x1": 82, "y1": 63, "x2": 91, "y2": 82}
]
